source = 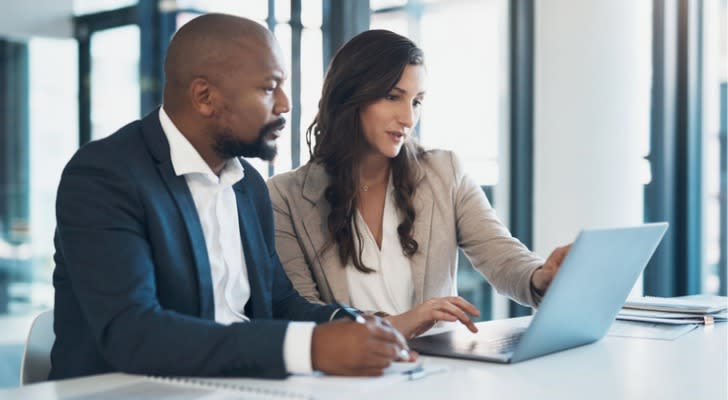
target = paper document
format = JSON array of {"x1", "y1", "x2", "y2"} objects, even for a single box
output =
[
  {"x1": 189, "y1": 361, "x2": 448, "y2": 400},
  {"x1": 618, "y1": 308, "x2": 726, "y2": 319},
  {"x1": 608, "y1": 320, "x2": 698, "y2": 340},
  {"x1": 66, "y1": 379, "x2": 293, "y2": 400},
  {"x1": 623, "y1": 295, "x2": 728, "y2": 314},
  {"x1": 616, "y1": 314, "x2": 715, "y2": 325},
  {"x1": 617, "y1": 308, "x2": 727, "y2": 325}
]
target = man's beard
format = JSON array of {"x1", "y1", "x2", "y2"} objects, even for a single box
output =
[{"x1": 213, "y1": 118, "x2": 285, "y2": 162}]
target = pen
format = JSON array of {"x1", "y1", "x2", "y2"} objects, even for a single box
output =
[
  {"x1": 406, "y1": 365, "x2": 427, "y2": 380},
  {"x1": 406, "y1": 364, "x2": 449, "y2": 381},
  {"x1": 332, "y1": 302, "x2": 367, "y2": 324},
  {"x1": 332, "y1": 302, "x2": 411, "y2": 359}
]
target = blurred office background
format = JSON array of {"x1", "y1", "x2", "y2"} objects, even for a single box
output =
[{"x1": 0, "y1": 0, "x2": 725, "y2": 388}]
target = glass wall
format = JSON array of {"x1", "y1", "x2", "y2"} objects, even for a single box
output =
[
  {"x1": 371, "y1": 0, "x2": 508, "y2": 319},
  {"x1": 90, "y1": 25, "x2": 141, "y2": 140},
  {"x1": 177, "y1": 0, "x2": 324, "y2": 178},
  {"x1": 27, "y1": 38, "x2": 79, "y2": 311},
  {"x1": 702, "y1": 0, "x2": 727, "y2": 295},
  {"x1": 74, "y1": 0, "x2": 138, "y2": 15},
  {"x1": 298, "y1": 1, "x2": 324, "y2": 167},
  {"x1": 0, "y1": 38, "x2": 78, "y2": 314},
  {"x1": 1, "y1": 0, "x2": 721, "y2": 318},
  {"x1": 371, "y1": 0, "x2": 505, "y2": 186}
]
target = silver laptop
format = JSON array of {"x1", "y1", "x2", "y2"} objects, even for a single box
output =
[{"x1": 408, "y1": 222, "x2": 668, "y2": 363}]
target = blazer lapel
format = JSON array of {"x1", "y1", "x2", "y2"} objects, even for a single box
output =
[
  {"x1": 233, "y1": 184, "x2": 271, "y2": 318},
  {"x1": 142, "y1": 110, "x2": 215, "y2": 320},
  {"x1": 300, "y1": 164, "x2": 350, "y2": 303},
  {"x1": 410, "y1": 182, "x2": 434, "y2": 304},
  {"x1": 302, "y1": 205, "x2": 350, "y2": 303}
]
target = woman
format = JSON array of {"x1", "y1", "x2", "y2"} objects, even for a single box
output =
[{"x1": 267, "y1": 30, "x2": 570, "y2": 338}]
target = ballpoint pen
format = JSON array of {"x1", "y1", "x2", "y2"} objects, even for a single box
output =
[
  {"x1": 332, "y1": 302, "x2": 411, "y2": 359},
  {"x1": 405, "y1": 364, "x2": 449, "y2": 381},
  {"x1": 405, "y1": 365, "x2": 427, "y2": 380},
  {"x1": 332, "y1": 302, "x2": 367, "y2": 324}
]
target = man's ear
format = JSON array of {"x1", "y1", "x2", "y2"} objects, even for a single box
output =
[{"x1": 188, "y1": 77, "x2": 216, "y2": 117}]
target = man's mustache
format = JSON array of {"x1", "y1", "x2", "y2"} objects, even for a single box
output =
[{"x1": 261, "y1": 118, "x2": 286, "y2": 136}]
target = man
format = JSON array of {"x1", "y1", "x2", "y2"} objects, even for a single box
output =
[{"x1": 50, "y1": 13, "x2": 406, "y2": 380}]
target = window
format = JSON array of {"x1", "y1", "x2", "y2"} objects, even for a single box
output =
[
  {"x1": 371, "y1": 0, "x2": 507, "y2": 186},
  {"x1": 177, "y1": 0, "x2": 324, "y2": 178},
  {"x1": 645, "y1": 0, "x2": 723, "y2": 297},
  {"x1": 27, "y1": 39, "x2": 78, "y2": 311},
  {"x1": 90, "y1": 25, "x2": 140, "y2": 140},
  {"x1": 0, "y1": 38, "x2": 78, "y2": 314},
  {"x1": 371, "y1": 0, "x2": 509, "y2": 319},
  {"x1": 702, "y1": 0, "x2": 727, "y2": 295},
  {"x1": 74, "y1": 0, "x2": 137, "y2": 15}
]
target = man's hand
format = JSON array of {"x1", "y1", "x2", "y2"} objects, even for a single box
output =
[
  {"x1": 531, "y1": 244, "x2": 573, "y2": 295},
  {"x1": 311, "y1": 316, "x2": 407, "y2": 376},
  {"x1": 386, "y1": 296, "x2": 480, "y2": 339}
]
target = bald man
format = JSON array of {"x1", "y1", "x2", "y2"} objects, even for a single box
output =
[{"x1": 50, "y1": 13, "x2": 407, "y2": 380}]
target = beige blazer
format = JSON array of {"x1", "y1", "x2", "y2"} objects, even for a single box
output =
[{"x1": 267, "y1": 150, "x2": 544, "y2": 309}]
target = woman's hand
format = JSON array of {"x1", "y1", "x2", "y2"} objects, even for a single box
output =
[
  {"x1": 531, "y1": 244, "x2": 573, "y2": 295},
  {"x1": 386, "y1": 296, "x2": 480, "y2": 339}
]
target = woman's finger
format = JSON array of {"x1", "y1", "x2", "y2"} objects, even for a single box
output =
[
  {"x1": 446, "y1": 296, "x2": 481, "y2": 317},
  {"x1": 435, "y1": 301, "x2": 479, "y2": 333}
]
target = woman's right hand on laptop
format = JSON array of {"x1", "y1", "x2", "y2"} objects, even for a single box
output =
[{"x1": 386, "y1": 296, "x2": 480, "y2": 339}]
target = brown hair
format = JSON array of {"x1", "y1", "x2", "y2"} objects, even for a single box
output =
[{"x1": 306, "y1": 29, "x2": 425, "y2": 273}]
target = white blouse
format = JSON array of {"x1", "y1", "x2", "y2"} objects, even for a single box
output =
[{"x1": 346, "y1": 179, "x2": 415, "y2": 315}]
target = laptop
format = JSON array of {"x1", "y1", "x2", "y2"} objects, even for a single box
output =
[{"x1": 408, "y1": 222, "x2": 668, "y2": 363}]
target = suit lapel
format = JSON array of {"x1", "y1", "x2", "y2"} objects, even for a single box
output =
[
  {"x1": 300, "y1": 164, "x2": 350, "y2": 303},
  {"x1": 142, "y1": 108, "x2": 216, "y2": 319},
  {"x1": 302, "y1": 203, "x2": 350, "y2": 303},
  {"x1": 410, "y1": 183, "x2": 434, "y2": 304},
  {"x1": 234, "y1": 184, "x2": 271, "y2": 318},
  {"x1": 149, "y1": 135, "x2": 215, "y2": 320}
]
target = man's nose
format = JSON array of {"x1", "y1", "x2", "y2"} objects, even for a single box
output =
[{"x1": 274, "y1": 88, "x2": 290, "y2": 115}]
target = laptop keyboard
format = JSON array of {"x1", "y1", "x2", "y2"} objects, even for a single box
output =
[{"x1": 454, "y1": 331, "x2": 525, "y2": 355}]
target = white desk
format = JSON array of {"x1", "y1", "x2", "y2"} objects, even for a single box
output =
[{"x1": 2, "y1": 318, "x2": 726, "y2": 400}]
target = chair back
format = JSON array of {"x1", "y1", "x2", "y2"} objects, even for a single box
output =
[{"x1": 20, "y1": 309, "x2": 54, "y2": 385}]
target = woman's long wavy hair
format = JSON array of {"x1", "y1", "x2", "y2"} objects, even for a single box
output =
[{"x1": 306, "y1": 29, "x2": 426, "y2": 273}]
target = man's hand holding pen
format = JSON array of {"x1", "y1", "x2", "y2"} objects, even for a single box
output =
[{"x1": 311, "y1": 314, "x2": 412, "y2": 376}]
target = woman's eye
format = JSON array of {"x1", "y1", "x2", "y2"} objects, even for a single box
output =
[{"x1": 385, "y1": 94, "x2": 398, "y2": 101}]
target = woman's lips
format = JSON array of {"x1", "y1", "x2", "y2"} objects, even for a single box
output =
[{"x1": 387, "y1": 131, "x2": 405, "y2": 142}]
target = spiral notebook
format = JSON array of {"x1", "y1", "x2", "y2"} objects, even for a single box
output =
[
  {"x1": 67, "y1": 375, "x2": 312, "y2": 400},
  {"x1": 63, "y1": 362, "x2": 440, "y2": 400}
]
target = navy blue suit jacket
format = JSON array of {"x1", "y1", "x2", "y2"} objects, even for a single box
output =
[{"x1": 50, "y1": 108, "x2": 337, "y2": 380}]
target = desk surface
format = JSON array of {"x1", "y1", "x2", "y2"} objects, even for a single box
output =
[{"x1": 2, "y1": 318, "x2": 726, "y2": 400}]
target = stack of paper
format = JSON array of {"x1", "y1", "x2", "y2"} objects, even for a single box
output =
[{"x1": 617, "y1": 295, "x2": 728, "y2": 325}]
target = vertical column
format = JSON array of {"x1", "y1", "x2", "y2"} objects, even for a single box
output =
[
  {"x1": 0, "y1": 39, "x2": 30, "y2": 313},
  {"x1": 266, "y1": 0, "x2": 277, "y2": 178},
  {"x1": 532, "y1": 1, "x2": 650, "y2": 267},
  {"x1": 290, "y1": 0, "x2": 302, "y2": 168},
  {"x1": 719, "y1": 83, "x2": 727, "y2": 296},
  {"x1": 644, "y1": 0, "x2": 704, "y2": 296},
  {"x1": 508, "y1": 0, "x2": 534, "y2": 317},
  {"x1": 0, "y1": 39, "x2": 30, "y2": 243},
  {"x1": 77, "y1": 32, "x2": 91, "y2": 146},
  {"x1": 321, "y1": 0, "x2": 370, "y2": 70},
  {"x1": 139, "y1": 0, "x2": 177, "y2": 115}
]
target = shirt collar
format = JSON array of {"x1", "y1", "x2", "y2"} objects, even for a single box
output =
[{"x1": 158, "y1": 106, "x2": 245, "y2": 184}]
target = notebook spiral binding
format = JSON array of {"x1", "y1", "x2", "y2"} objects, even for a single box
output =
[{"x1": 146, "y1": 375, "x2": 314, "y2": 400}]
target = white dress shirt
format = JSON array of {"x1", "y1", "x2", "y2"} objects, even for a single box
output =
[
  {"x1": 159, "y1": 107, "x2": 314, "y2": 374},
  {"x1": 346, "y1": 177, "x2": 416, "y2": 315}
]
